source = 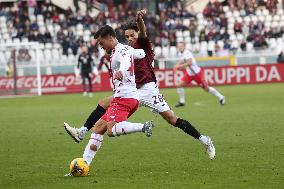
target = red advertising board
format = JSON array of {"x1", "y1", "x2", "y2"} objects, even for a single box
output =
[{"x1": 0, "y1": 64, "x2": 283, "y2": 95}]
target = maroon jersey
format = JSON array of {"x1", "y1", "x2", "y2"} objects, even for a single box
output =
[
  {"x1": 133, "y1": 37, "x2": 156, "y2": 89},
  {"x1": 98, "y1": 54, "x2": 112, "y2": 77}
]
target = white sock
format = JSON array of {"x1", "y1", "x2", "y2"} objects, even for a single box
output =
[
  {"x1": 198, "y1": 135, "x2": 208, "y2": 145},
  {"x1": 79, "y1": 126, "x2": 88, "y2": 134},
  {"x1": 112, "y1": 121, "x2": 144, "y2": 136},
  {"x1": 177, "y1": 88, "x2": 185, "y2": 103},
  {"x1": 83, "y1": 132, "x2": 104, "y2": 166},
  {"x1": 208, "y1": 87, "x2": 224, "y2": 100}
]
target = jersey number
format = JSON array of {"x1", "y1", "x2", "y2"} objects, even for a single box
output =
[
  {"x1": 152, "y1": 95, "x2": 164, "y2": 105},
  {"x1": 127, "y1": 56, "x2": 134, "y2": 76}
]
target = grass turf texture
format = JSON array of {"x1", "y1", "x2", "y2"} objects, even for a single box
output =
[{"x1": 0, "y1": 83, "x2": 283, "y2": 189}]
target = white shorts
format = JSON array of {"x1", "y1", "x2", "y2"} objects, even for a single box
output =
[{"x1": 138, "y1": 82, "x2": 170, "y2": 113}]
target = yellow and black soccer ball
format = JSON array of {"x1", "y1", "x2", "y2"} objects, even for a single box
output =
[{"x1": 69, "y1": 158, "x2": 89, "y2": 177}]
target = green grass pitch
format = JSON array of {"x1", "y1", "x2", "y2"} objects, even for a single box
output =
[{"x1": 1, "y1": 83, "x2": 284, "y2": 189}]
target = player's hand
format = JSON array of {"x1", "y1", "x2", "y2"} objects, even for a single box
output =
[
  {"x1": 114, "y1": 71, "x2": 123, "y2": 81},
  {"x1": 136, "y1": 9, "x2": 146, "y2": 19}
]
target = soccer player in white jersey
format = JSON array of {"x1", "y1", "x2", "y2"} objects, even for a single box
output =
[
  {"x1": 75, "y1": 25, "x2": 154, "y2": 166},
  {"x1": 174, "y1": 42, "x2": 225, "y2": 107}
]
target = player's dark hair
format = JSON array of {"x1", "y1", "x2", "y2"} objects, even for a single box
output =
[
  {"x1": 122, "y1": 21, "x2": 139, "y2": 32},
  {"x1": 94, "y1": 25, "x2": 116, "y2": 39}
]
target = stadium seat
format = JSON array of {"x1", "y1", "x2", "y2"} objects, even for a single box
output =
[
  {"x1": 277, "y1": 9, "x2": 283, "y2": 16},
  {"x1": 225, "y1": 11, "x2": 232, "y2": 18},
  {"x1": 265, "y1": 15, "x2": 272, "y2": 22},
  {"x1": 237, "y1": 33, "x2": 244, "y2": 41},
  {"x1": 37, "y1": 14, "x2": 44, "y2": 22},
  {"x1": 53, "y1": 43, "x2": 61, "y2": 49},
  {"x1": 262, "y1": 9, "x2": 269, "y2": 16},
  {"x1": 84, "y1": 30, "x2": 91, "y2": 36},
  {"x1": 176, "y1": 31, "x2": 183, "y2": 38},
  {"x1": 228, "y1": 17, "x2": 235, "y2": 24},
  {"x1": 192, "y1": 43, "x2": 200, "y2": 53},
  {"x1": 271, "y1": 21, "x2": 278, "y2": 28},
  {"x1": 54, "y1": 24, "x2": 61, "y2": 33},
  {"x1": 208, "y1": 40, "x2": 215, "y2": 52},
  {"x1": 251, "y1": 15, "x2": 258, "y2": 23},
  {"x1": 47, "y1": 25, "x2": 54, "y2": 33},
  {"x1": 169, "y1": 46, "x2": 177, "y2": 56},
  {"x1": 223, "y1": 6, "x2": 229, "y2": 13},
  {"x1": 0, "y1": 23, "x2": 6, "y2": 29},
  {"x1": 185, "y1": 43, "x2": 192, "y2": 51},
  {"x1": 256, "y1": 9, "x2": 262, "y2": 17},
  {"x1": 228, "y1": 29, "x2": 234, "y2": 35},
  {"x1": 183, "y1": 31, "x2": 190, "y2": 38},
  {"x1": 29, "y1": 50, "x2": 36, "y2": 61},
  {"x1": 228, "y1": 23, "x2": 234, "y2": 29},
  {"x1": 83, "y1": 35, "x2": 90, "y2": 42},
  {"x1": 269, "y1": 38, "x2": 277, "y2": 49},
  {"x1": 76, "y1": 24, "x2": 84, "y2": 31},
  {"x1": 59, "y1": 14, "x2": 65, "y2": 21},
  {"x1": 273, "y1": 15, "x2": 280, "y2": 22},
  {"x1": 0, "y1": 16, "x2": 6, "y2": 24},
  {"x1": 13, "y1": 38, "x2": 20, "y2": 43},
  {"x1": 265, "y1": 21, "x2": 272, "y2": 28},
  {"x1": 162, "y1": 47, "x2": 169, "y2": 58},
  {"x1": 233, "y1": 10, "x2": 240, "y2": 18},
  {"x1": 0, "y1": 51, "x2": 6, "y2": 64},
  {"x1": 236, "y1": 17, "x2": 242, "y2": 23},
  {"x1": 246, "y1": 42, "x2": 254, "y2": 51},
  {"x1": 231, "y1": 40, "x2": 239, "y2": 49},
  {"x1": 244, "y1": 16, "x2": 251, "y2": 24},
  {"x1": 154, "y1": 46, "x2": 162, "y2": 58},
  {"x1": 177, "y1": 37, "x2": 183, "y2": 43},
  {"x1": 77, "y1": 29, "x2": 83, "y2": 36},
  {"x1": 6, "y1": 39, "x2": 12, "y2": 43},
  {"x1": 4, "y1": 51, "x2": 11, "y2": 61},
  {"x1": 217, "y1": 40, "x2": 224, "y2": 49},
  {"x1": 259, "y1": 15, "x2": 265, "y2": 22},
  {"x1": 37, "y1": 20, "x2": 45, "y2": 27},
  {"x1": 200, "y1": 41, "x2": 208, "y2": 55},
  {"x1": 184, "y1": 37, "x2": 191, "y2": 44},
  {"x1": 196, "y1": 13, "x2": 203, "y2": 20},
  {"x1": 44, "y1": 49, "x2": 52, "y2": 62},
  {"x1": 45, "y1": 43, "x2": 53, "y2": 49},
  {"x1": 230, "y1": 34, "x2": 237, "y2": 41}
]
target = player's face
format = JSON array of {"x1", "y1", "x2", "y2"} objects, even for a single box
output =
[
  {"x1": 177, "y1": 43, "x2": 185, "y2": 52},
  {"x1": 124, "y1": 29, "x2": 138, "y2": 47},
  {"x1": 97, "y1": 36, "x2": 113, "y2": 54}
]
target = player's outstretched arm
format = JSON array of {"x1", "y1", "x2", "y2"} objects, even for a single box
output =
[{"x1": 136, "y1": 9, "x2": 147, "y2": 38}]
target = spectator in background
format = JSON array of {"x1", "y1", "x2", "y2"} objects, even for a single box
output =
[
  {"x1": 77, "y1": 46, "x2": 95, "y2": 97},
  {"x1": 27, "y1": 0, "x2": 37, "y2": 19}
]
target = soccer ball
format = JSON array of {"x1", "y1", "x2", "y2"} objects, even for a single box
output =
[{"x1": 69, "y1": 158, "x2": 90, "y2": 177}]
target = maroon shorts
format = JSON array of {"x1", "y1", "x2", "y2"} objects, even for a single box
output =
[
  {"x1": 181, "y1": 69, "x2": 208, "y2": 89},
  {"x1": 101, "y1": 97, "x2": 139, "y2": 122}
]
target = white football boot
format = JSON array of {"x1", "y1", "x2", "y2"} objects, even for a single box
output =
[
  {"x1": 203, "y1": 136, "x2": 215, "y2": 160},
  {"x1": 142, "y1": 121, "x2": 154, "y2": 137},
  {"x1": 63, "y1": 122, "x2": 87, "y2": 143},
  {"x1": 219, "y1": 96, "x2": 225, "y2": 106}
]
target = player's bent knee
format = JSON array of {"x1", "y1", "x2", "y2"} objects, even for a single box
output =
[
  {"x1": 90, "y1": 144, "x2": 97, "y2": 151},
  {"x1": 99, "y1": 96, "x2": 113, "y2": 109}
]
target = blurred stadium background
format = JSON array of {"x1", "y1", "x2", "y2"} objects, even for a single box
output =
[
  {"x1": 0, "y1": 1, "x2": 284, "y2": 189},
  {"x1": 0, "y1": 0, "x2": 283, "y2": 96}
]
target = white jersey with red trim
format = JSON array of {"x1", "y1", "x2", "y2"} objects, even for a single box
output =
[
  {"x1": 178, "y1": 49, "x2": 201, "y2": 76},
  {"x1": 110, "y1": 43, "x2": 145, "y2": 99}
]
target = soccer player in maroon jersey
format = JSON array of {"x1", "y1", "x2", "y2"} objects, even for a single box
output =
[{"x1": 64, "y1": 10, "x2": 215, "y2": 162}]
